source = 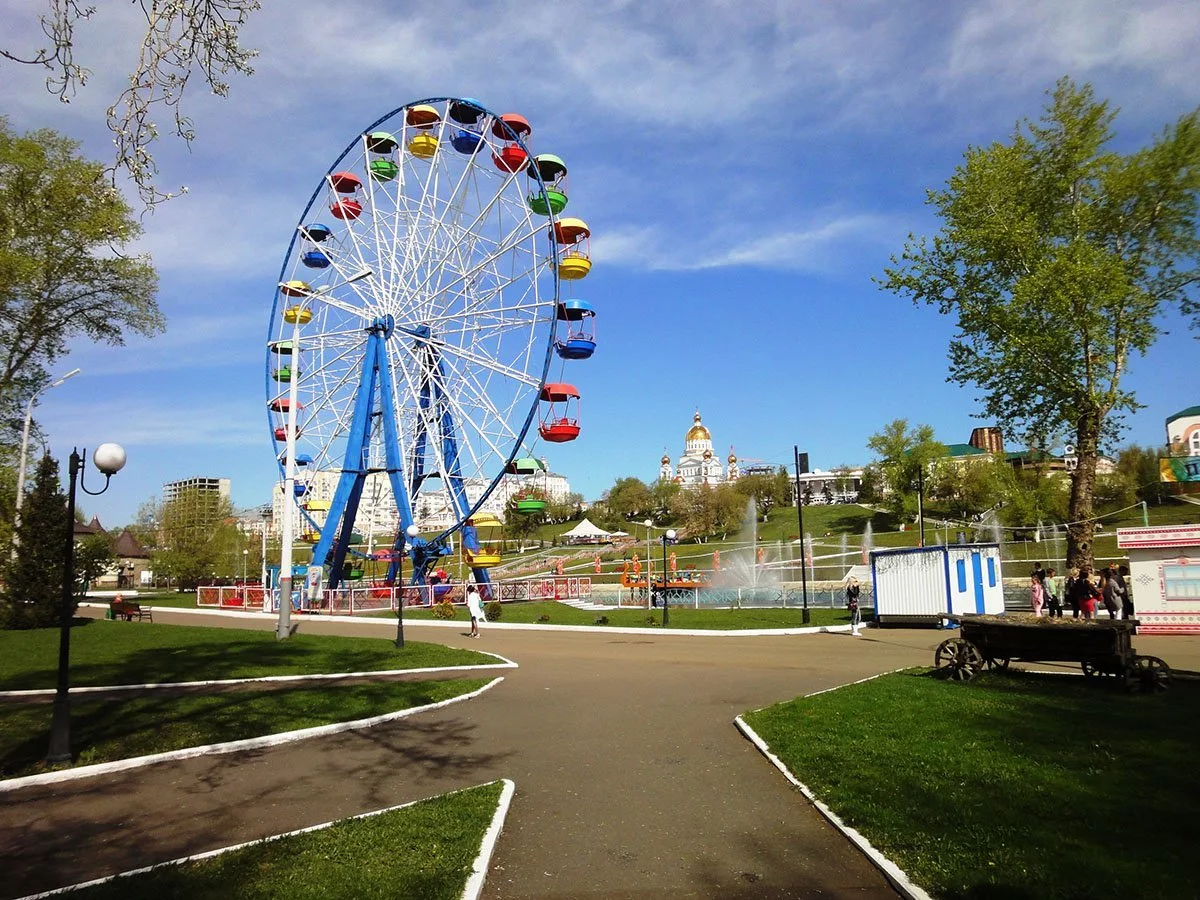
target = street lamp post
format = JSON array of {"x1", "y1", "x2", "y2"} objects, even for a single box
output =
[
  {"x1": 395, "y1": 524, "x2": 420, "y2": 648},
  {"x1": 47, "y1": 443, "x2": 126, "y2": 764},
  {"x1": 260, "y1": 507, "x2": 271, "y2": 590},
  {"x1": 643, "y1": 518, "x2": 653, "y2": 609},
  {"x1": 793, "y1": 446, "x2": 811, "y2": 624},
  {"x1": 660, "y1": 529, "x2": 676, "y2": 627},
  {"x1": 13, "y1": 369, "x2": 81, "y2": 551},
  {"x1": 276, "y1": 267, "x2": 373, "y2": 640},
  {"x1": 242, "y1": 548, "x2": 249, "y2": 584}
]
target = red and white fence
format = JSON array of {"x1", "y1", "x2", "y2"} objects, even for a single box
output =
[{"x1": 196, "y1": 576, "x2": 591, "y2": 615}]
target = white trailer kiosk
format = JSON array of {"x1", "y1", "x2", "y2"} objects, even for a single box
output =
[
  {"x1": 871, "y1": 544, "x2": 1005, "y2": 625},
  {"x1": 1116, "y1": 525, "x2": 1200, "y2": 634}
]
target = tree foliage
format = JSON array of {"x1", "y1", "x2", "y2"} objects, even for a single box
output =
[
  {"x1": 734, "y1": 471, "x2": 792, "y2": 519},
  {"x1": 150, "y1": 486, "x2": 238, "y2": 589},
  {"x1": 0, "y1": 120, "x2": 162, "y2": 438},
  {"x1": 1, "y1": 0, "x2": 261, "y2": 207},
  {"x1": 1, "y1": 454, "x2": 67, "y2": 628},
  {"x1": 1115, "y1": 444, "x2": 1171, "y2": 504},
  {"x1": 879, "y1": 78, "x2": 1200, "y2": 568},
  {"x1": 865, "y1": 419, "x2": 948, "y2": 519}
]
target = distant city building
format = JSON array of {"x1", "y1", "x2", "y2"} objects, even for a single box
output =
[
  {"x1": 162, "y1": 477, "x2": 231, "y2": 531},
  {"x1": 658, "y1": 411, "x2": 740, "y2": 487},
  {"x1": 794, "y1": 468, "x2": 864, "y2": 504}
]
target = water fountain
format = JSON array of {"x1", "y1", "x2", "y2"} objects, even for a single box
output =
[{"x1": 861, "y1": 520, "x2": 874, "y2": 564}]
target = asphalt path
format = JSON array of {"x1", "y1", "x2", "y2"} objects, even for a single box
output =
[{"x1": 3, "y1": 611, "x2": 1196, "y2": 899}]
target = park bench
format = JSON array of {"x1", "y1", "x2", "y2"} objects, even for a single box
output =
[{"x1": 110, "y1": 599, "x2": 152, "y2": 622}]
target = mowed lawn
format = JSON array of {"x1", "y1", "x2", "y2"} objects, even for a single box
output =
[
  {"x1": 64, "y1": 781, "x2": 506, "y2": 900},
  {"x1": 744, "y1": 669, "x2": 1200, "y2": 900},
  {"x1": 0, "y1": 620, "x2": 498, "y2": 691}
]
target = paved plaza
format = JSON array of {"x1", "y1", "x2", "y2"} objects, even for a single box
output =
[{"x1": 3, "y1": 612, "x2": 1197, "y2": 899}]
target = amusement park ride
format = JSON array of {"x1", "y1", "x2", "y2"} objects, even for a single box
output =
[{"x1": 268, "y1": 98, "x2": 597, "y2": 598}]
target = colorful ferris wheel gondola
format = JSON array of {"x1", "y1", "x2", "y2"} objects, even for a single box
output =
[
  {"x1": 527, "y1": 153, "x2": 568, "y2": 216},
  {"x1": 267, "y1": 97, "x2": 599, "y2": 596},
  {"x1": 555, "y1": 300, "x2": 596, "y2": 360}
]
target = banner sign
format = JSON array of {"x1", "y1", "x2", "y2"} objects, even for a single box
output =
[{"x1": 1160, "y1": 457, "x2": 1200, "y2": 483}]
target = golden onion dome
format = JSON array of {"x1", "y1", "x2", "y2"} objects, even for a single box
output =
[
  {"x1": 685, "y1": 411, "x2": 711, "y2": 442},
  {"x1": 728, "y1": 450, "x2": 737, "y2": 463},
  {"x1": 661, "y1": 453, "x2": 671, "y2": 465}
]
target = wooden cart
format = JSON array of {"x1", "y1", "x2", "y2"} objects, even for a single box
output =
[{"x1": 933, "y1": 615, "x2": 1170, "y2": 692}]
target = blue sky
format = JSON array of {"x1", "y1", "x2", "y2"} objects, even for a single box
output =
[{"x1": 4, "y1": 0, "x2": 1199, "y2": 526}]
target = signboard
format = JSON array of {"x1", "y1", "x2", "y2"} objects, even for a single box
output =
[
  {"x1": 1160, "y1": 456, "x2": 1200, "y2": 483},
  {"x1": 1117, "y1": 525, "x2": 1200, "y2": 549}
]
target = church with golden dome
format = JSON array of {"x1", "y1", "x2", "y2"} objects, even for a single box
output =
[{"x1": 659, "y1": 411, "x2": 740, "y2": 487}]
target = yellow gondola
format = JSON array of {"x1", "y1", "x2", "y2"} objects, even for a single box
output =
[{"x1": 463, "y1": 513, "x2": 503, "y2": 567}]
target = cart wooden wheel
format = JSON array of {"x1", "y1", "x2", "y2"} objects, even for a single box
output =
[
  {"x1": 934, "y1": 638, "x2": 985, "y2": 681},
  {"x1": 986, "y1": 656, "x2": 1011, "y2": 671},
  {"x1": 1126, "y1": 655, "x2": 1171, "y2": 693},
  {"x1": 1081, "y1": 660, "x2": 1116, "y2": 679}
]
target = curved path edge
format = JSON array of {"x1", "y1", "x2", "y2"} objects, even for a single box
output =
[
  {"x1": 0, "y1": 677, "x2": 505, "y2": 793},
  {"x1": 13, "y1": 778, "x2": 516, "y2": 900},
  {"x1": 734, "y1": 668, "x2": 934, "y2": 900},
  {"x1": 0, "y1": 654, "x2": 517, "y2": 699}
]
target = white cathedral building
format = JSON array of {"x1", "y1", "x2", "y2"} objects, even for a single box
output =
[{"x1": 658, "y1": 411, "x2": 740, "y2": 487}]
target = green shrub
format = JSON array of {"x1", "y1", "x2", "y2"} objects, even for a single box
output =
[
  {"x1": 536, "y1": 613, "x2": 550, "y2": 623},
  {"x1": 484, "y1": 600, "x2": 502, "y2": 622},
  {"x1": 644, "y1": 614, "x2": 658, "y2": 626},
  {"x1": 432, "y1": 599, "x2": 457, "y2": 620},
  {"x1": 594, "y1": 615, "x2": 609, "y2": 626}
]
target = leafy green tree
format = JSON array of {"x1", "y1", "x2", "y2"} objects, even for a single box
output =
[
  {"x1": 735, "y1": 473, "x2": 786, "y2": 520},
  {"x1": 75, "y1": 533, "x2": 115, "y2": 593},
  {"x1": 0, "y1": 120, "x2": 162, "y2": 440},
  {"x1": 603, "y1": 477, "x2": 653, "y2": 523},
  {"x1": 1115, "y1": 445, "x2": 1170, "y2": 504},
  {"x1": 0, "y1": 454, "x2": 66, "y2": 628},
  {"x1": 649, "y1": 478, "x2": 681, "y2": 524},
  {"x1": 880, "y1": 79, "x2": 1200, "y2": 569},
  {"x1": 865, "y1": 419, "x2": 948, "y2": 519}
]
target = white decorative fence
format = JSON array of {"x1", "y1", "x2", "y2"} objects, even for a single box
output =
[{"x1": 196, "y1": 576, "x2": 591, "y2": 616}]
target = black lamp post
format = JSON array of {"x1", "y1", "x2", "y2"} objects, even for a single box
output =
[
  {"x1": 660, "y1": 529, "x2": 676, "y2": 627},
  {"x1": 793, "y1": 446, "x2": 810, "y2": 624},
  {"x1": 47, "y1": 443, "x2": 126, "y2": 764},
  {"x1": 395, "y1": 524, "x2": 419, "y2": 648}
]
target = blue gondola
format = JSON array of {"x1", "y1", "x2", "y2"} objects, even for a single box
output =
[
  {"x1": 555, "y1": 299, "x2": 596, "y2": 360},
  {"x1": 451, "y1": 130, "x2": 483, "y2": 154},
  {"x1": 302, "y1": 250, "x2": 331, "y2": 269},
  {"x1": 300, "y1": 223, "x2": 331, "y2": 243}
]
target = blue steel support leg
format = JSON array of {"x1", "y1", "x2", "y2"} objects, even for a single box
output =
[{"x1": 310, "y1": 331, "x2": 381, "y2": 588}]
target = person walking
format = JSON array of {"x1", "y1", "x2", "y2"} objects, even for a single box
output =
[
  {"x1": 1073, "y1": 567, "x2": 1100, "y2": 620},
  {"x1": 466, "y1": 583, "x2": 484, "y2": 638},
  {"x1": 1117, "y1": 564, "x2": 1134, "y2": 619},
  {"x1": 846, "y1": 577, "x2": 862, "y2": 636},
  {"x1": 1045, "y1": 567, "x2": 1063, "y2": 618},
  {"x1": 1064, "y1": 567, "x2": 1081, "y2": 618},
  {"x1": 1030, "y1": 573, "x2": 1046, "y2": 617}
]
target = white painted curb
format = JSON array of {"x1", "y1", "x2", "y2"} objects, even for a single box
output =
[
  {"x1": 14, "y1": 779, "x2": 516, "y2": 900},
  {"x1": 736, "y1": 670, "x2": 934, "y2": 900},
  {"x1": 79, "y1": 602, "x2": 861, "y2": 637},
  {"x1": 0, "y1": 677, "x2": 504, "y2": 793},
  {"x1": 0, "y1": 656, "x2": 517, "y2": 699},
  {"x1": 462, "y1": 778, "x2": 515, "y2": 900}
]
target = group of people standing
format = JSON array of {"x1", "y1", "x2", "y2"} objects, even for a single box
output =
[{"x1": 1029, "y1": 562, "x2": 1132, "y2": 620}]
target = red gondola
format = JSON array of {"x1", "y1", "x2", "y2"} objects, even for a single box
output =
[{"x1": 538, "y1": 382, "x2": 581, "y2": 443}]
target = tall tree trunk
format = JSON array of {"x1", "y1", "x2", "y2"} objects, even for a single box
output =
[{"x1": 1066, "y1": 406, "x2": 1102, "y2": 572}]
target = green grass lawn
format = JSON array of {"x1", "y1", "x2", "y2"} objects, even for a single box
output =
[
  {"x1": 66, "y1": 781, "x2": 504, "y2": 899},
  {"x1": 1, "y1": 678, "x2": 490, "y2": 779},
  {"x1": 393, "y1": 600, "x2": 857, "y2": 629},
  {"x1": 0, "y1": 621, "x2": 498, "y2": 691},
  {"x1": 744, "y1": 668, "x2": 1200, "y2": 900}
]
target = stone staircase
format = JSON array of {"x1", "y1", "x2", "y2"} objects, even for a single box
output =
[{"x1": 557, "y1": 597, "x2": 611, "y2": 611}]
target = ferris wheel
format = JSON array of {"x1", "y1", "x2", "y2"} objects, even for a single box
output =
[{"x1": 266, "y1": 97, "x2": 597, "y2": 589}]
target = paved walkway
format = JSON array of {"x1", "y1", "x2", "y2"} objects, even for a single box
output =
[{"x1": 3, "y1": 612, "x2": 1197, "y2": 899}]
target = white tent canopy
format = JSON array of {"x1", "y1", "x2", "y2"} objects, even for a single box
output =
[{"x1": 561, "y1": 518, "x2": 612, "y2": 544}]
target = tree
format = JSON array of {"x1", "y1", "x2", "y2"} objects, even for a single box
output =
[
  {"x1": 865, "y1": 419, "x2": 948, "y2": 519},
  {"x1": 2, "y1": 0, "x2": 261, "y2": 207},
  {"x1": 0, "y1": 454, "x2": 67, "y2": 628},
  {"x1": 0, "y1": 120, "x2": 163, "y2": 439},
  {"x1": 1115, "y1": 444, "x2": 1170, "y2": 504},
  {"x1": 151, "y1": 486, "x2": 236, "y2": 589},
  {"x1": 880, "y1": 79, "x2": 1200, "y2": 569},
  {"x1": 734, "y1": 473, "x2": 785, "y2": 519},
  {"x1": 603, "y1": 477, "x2": 653, "y2": 522}
]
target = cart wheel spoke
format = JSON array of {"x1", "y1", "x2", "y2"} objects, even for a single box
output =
[
  {"x1": 1127, "y1": 655, "x2": 1171, "y2": 693},
  {"x1": 934, "y1": 638, "x2": 984, "y2": 681}
]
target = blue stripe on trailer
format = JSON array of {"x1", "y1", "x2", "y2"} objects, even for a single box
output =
[{"x1": 972, "y1": 551, "x2": 985, "y2": 613}]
